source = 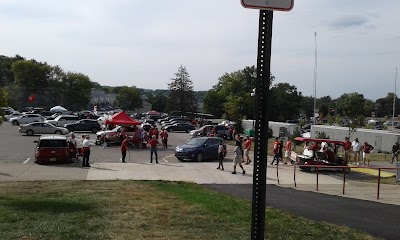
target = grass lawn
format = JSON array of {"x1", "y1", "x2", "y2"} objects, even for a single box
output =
[{"x1": 0, "y1": 181, "x2": 378, "y2": 240}]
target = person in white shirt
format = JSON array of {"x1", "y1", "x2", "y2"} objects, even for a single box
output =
[
  {"x1": 351, "y1": 138, "x2": 361, "y2": 165},
  {"x1": 82, "y1": 135, "x2": 92, "y2": 167},
  {"x1": 216, "y1": 140, "x2": 225, "y2": 171}
]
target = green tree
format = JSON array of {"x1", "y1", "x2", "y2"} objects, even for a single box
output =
[
  {"x1": 269, "y1": 83, "x2": 303, "y2": 122},
  {"x1": 319, "y1": 104, "x2": 329, "y2": 120},
  {"x1": 116, "y1": 86, "x2": 143, "y2": 112},
  {"x1": 203, "y1": 89, "x2": 225, "y2": 118},
  {"x1": 61, "y1": 72, "x2": 93, "y2": 111},
  {"x1": 166, "y1": 65, "x2": 197, "y2": 114},
  {"x1": 337, "y1": 92, "x2": 366, "y2": 128},
  {"x1": 0, "y1": 88, "x2": 8, "y2": 124},
  {"x1": 151, "y1": 93, "x2": 168, "y2": 112}
]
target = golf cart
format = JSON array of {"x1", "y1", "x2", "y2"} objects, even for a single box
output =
[{"x1": 293, "y1": 137, "x2": 350, "y2": 173}]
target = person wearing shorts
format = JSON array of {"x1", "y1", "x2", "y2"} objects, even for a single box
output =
[
  {"x1": 244, "y1": 136, "x2": 252, "y2": 165},
  {"x1": 232, "y1": 145, "x2": 245, "y2": 175},
  {"x1": 351, "y1": 138, "x2": 361, "y2": 165}
]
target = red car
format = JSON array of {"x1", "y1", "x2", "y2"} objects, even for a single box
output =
[
  {"x1": 293, "y1": 137, "x2": 350, "y2": 173},
  {"x1": 34, "y1": 135, "x2": 70, "y2": 164}
]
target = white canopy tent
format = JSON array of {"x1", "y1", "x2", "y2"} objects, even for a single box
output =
[{"x1": 50, "y1": 105, "x2": 68, "y2": 112}]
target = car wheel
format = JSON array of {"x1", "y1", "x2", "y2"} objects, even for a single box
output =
[
  {"x1": 55, "y1": 130, "x2": 62, "y2": 135},
  {"x1": 91, "y1": 127, "x2": 98, "y2": 133},
  {"x1": 309, "y1": 167, "x2": 316, "y2": 173},
  {"x1": 26, "y1": 130, "x2": 34, "y2": 136},
  {"x1": 196, "y1": 152, "x2": 203, "y2": 162},
  {"x1": 186, "y1": 129, "x2": 190, "y2": 133},
  {"x1": 12, "y1": 120, "x2": 19, "y2": 126},
  {"x1": 345, "y1": 167, "x2": 351, "y2": 173},
  {"x1": 68, "y1": 127, "x2": 74, "y2": 133}
]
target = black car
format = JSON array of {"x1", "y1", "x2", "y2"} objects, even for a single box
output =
[
  {"x1": 64, "y1": 119, "x2": 101, "y2": 133},
  {"x1": 165, "y1": 123, "x2": 195, "y2": 132}
]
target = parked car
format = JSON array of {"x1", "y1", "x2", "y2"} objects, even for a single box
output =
[
  {"x1": 175, "y1": 137, "x2": 227, "y2": 162},
  {"x1": 141, "y1": 123, "x2": 152, "y2": 132},
  {"x1": 164, "y1": 123, "x2": 195, "y2": 132},
  {"x1": 64, "y1": 119, "x2": 101, "y2": 133},
  {"x1": 10, "y1": 114, "x2": 44, "y2": 126},
  {"x1": 45, "y1": 115, "x2": 80, "y2": 127},
  {"x1": 95, "y1": 126, "x2": 138, "y2": 145},
  {"x1": 4, "y1": 111, "x2": 23, "y2": 121},
  {"x1": 19, "y1": 122, "x2": 69, "y2": 136},
  {"x1": 34, "y1": 135, "x2": 70, "y2": 164},
  {"x1": 189, "y1": 125, "x2": 230, "y2": 139},
  {"x1": 143, "y1": 119, "x2": 156, "y2": 125}
]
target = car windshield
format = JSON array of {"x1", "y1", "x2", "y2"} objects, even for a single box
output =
[
  {"x1": 186, "y1": 138, "x2": 206, "y2": 146},
  {"x1": 38, "y1": 140, "x2": 67, "y2": 148}
]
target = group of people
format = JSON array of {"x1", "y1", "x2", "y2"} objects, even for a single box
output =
[
  {"x1": 220, "y1": 134, "x2": 252, "y2": 175},
  {"x1": 343, "y1": 137, "x2": 375, "y2": 167},
  {"x1": 271, "y1": 137, "x2": 293, "y2": 165},
  {"x1": 68, "y1": 133, "x2": 92, "y2": 167}
]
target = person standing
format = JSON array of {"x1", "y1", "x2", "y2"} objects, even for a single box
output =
[
  {"x1": 361, "y1": 141, "x2": 374, "y2": 167},
  {"x1": 278, "y1": 140, "x2": 284, "y2": 162},
  {"x1": 244, "y1": 136, "x2": 252, "y2": 165},
  {"x1": 160, "y1": 129, "x2": 169, "y2": 149},
  {"x1": 284, "y1": 138, "x2": 292, "y2": 164},
  {"x1": 148, "y1": 135, "x2": 159, "y2": 164},
  {"x1": 343, "y1": 137, "x2": 352, "y2": 163},
  {"x1": 120, "y1": 136, "x2": 129, "y2": 163},
  {"x1": 82, "y1": 135, "x2": 91, "y2": 167},
  {"x1": 154, "y1": 127, "x2": 159, "y2": 140},
  {"x1": 232, "y1": 144, "x2": 245, "y2": 175},
  {"x1": 351, "y1": 138, "x2": 361, "y2": 165},
  {"x1": 217, "y1": 140, "x2": 225, "y2": 171},
  {"x1": 271, "y1": 137, "x2": 281, "y2": 165},
  {"x1": 391, "y1": 142, "x2": 400, "y2": 164},
  {"x1": 68, "y1": 133, "x2": 77, "y2": 159}
]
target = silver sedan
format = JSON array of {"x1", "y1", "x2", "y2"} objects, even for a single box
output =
[{"x1": 18, "y1": 122, "x2": 69, "y2": 136}]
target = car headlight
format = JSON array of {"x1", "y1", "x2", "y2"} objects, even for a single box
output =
[{"x1": 175, "y1": 147, "x2": 183, "y2": 152}]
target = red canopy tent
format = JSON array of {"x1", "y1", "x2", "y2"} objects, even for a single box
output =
[{"x1": 105, "y1": 111, "x2": 141, "y2": 125}]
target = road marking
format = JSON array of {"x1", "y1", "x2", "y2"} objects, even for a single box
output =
[
  {"x1": 23, "y1": 158, "x2": 30, "y2": 164},
  {"x1": 162, "y1": 154, "x2": 175, "y2": 163}
]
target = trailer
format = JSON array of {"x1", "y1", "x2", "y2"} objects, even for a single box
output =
[
  {"x1": 242, "y1": 120, "x2": 301, "y2": 138},
  {"x1": 311, "y1": 125, "x2": 400, "y2": 153}
]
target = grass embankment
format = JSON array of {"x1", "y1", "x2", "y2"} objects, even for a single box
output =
[{"x1": 0, "y1": 181, "x2": 377, "y2": 240}]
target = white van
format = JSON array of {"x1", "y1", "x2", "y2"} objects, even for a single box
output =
[{"x1": 45, "y1": 115, "x2": 80, "y2": 127}]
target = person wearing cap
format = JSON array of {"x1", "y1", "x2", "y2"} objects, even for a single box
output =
[
  {"x1": 82, "y1": 135, "x2": 92, "y2": 167},
  {"x1": 351, "y1": 138, "x2": 361, "y2": 165},
  {"x1": 361, "y1": 141, "x2": 374, "y2": 167}
]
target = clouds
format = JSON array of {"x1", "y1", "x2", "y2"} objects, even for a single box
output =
[{"x1": 0, "y1": 0, "x2": 399, "y2": 100}]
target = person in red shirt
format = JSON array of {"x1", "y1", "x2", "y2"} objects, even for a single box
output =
[
  {"x1": 120, "y1": 136, "x2": 129, "y2": 163},
  {"x1": 148, "y1": 135, "x2": 159, "y2": 163},
  {"x1": 149, "y1": 126, "x2": 154, "y2": 138},
  {"x1": 343, "y1": 137, "x2": 352, "y2": 163},
  {"x1": 153, "y1": 127, "x2": 159, "y2": 140},
  {"x1": 160, "y1": 129, "x2": 168, "y2": 149},
  {"x1": 244, "y1": 136, "x2": 252, "y2": 165},
  {"x1": 361, "y1": 141, "x2": 374, "y2": 167},
  {"x1": 284, "y1": 138, "x2": 292, "y2": 164},
  {"x1": 271, "y1": 137, "x2": 281, "y2": 165}
]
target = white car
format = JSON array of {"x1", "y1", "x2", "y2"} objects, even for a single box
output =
[
  {"x1": 10, "y1": 114, "x2": 44, "y2": 126},
  {"x1": 45, "y1": 115, "x2": 80, "y2": 127},
  {"x1": 4, "y1": 111, "x2": 23, "y2": 121}
]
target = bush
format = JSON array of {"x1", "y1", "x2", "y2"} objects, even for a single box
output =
[{"x1": 315, "y1": 131, "x2": 329, "y2": 139}]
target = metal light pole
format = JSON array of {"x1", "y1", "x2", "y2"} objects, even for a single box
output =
[
  {"x1": 393, "y1": 66, "x2": 398, "y2": 131},
  {"x1": 313, "y1": 32, "x2": 318, "y2": 125}
]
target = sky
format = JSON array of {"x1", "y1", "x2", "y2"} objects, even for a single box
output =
[{"x1": 0, "y1": 0, "x2": 399, "y2": 101}]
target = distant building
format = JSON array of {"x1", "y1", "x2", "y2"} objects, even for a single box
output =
[{"x1": 89, "y1": 89, "x2": 117, "y2": 110}]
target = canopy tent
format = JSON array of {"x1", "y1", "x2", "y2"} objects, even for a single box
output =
[
  {"x1": 105, "y1": 111, "x2": 141, "y2": 125},
  {"x1": 50, "y1": 105, "x2": 68, "y2": 112},
  {"x1": 146, "y1": 110, "x2": 161, "y2": 115}
]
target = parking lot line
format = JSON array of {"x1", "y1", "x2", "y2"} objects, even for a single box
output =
[
  {"x1": 23, "y1": 158, "x2": 30, "y2": 164},
  {"x1": 162, "y1": 154, "x2": 175, "y2": 163}
]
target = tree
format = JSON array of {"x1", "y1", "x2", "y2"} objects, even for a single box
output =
[
  {"x1": 61, "y1": 72, "x2": 93, "y2": 111},
  {"x1": 166, "y1": 65, "x2": 197, "y2": 114},
  {"x1": 0, "y1": 88, "x2": 8, "y2": 124},
  {"x1": 269, "y1": 83, "x2": 303, "y2": 122},
  {"x1": 319, "y1": 104, "x2": 329, "y2": 120},
  {"x1": 337, "y1": 92, "x2": 366, "y2": 128},
  {"x1": 203, "y1": 89, "x2": 225, "y2": 118},
  {"x1": 146, "y1": 93, "x2": 168, "y2": 112},
  {"x1": 116, "y1": 86, "x2": 143, "y2": 112}
]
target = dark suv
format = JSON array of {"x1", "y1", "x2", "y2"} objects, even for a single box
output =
[
  {"x1": 64, "y1": 119, "x2": 101, "y2": 133},
  {"x1": 34, "y1": 135, "x2": 69, "y2": 164},
  {"x1": 175, "y1": 137, "x2": 227, "y2": 162}
]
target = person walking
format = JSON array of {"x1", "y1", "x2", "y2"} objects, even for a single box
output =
[
  {"x1": 120, "y1": 135, "x2": 129, "y2": 163},
  {"x1": 278, "y1": 140, "x2": 284, "y2": 162},
  {"x1": 391, "y1": 142, "x2": 400, "y2": 164},
  {"x1": 284, "y1": 138, "x2": 292, "y2": 164},
  {"x1": 361, "y1": 141, "x2": 374, "y2": 167},
  {"x1": 271, "y1": 137, "x2": 281, "y2": 165},
  {"x1": 216, "y1": 140, "x2": 225, "y2": 171},
  {"x1": 343, "y1": 137, "x2": 352, "y2": 163},
  {"x1": 82, "y1": 135, "x2": 91, "y2": 167},
  {"x1": 154, "y1": 127, "x2": 159, "y2": 140},
  {"x1": 351, "y1": 138, "x2": 361, "y2": 165},
  {"x1": 148, "y1": 135, "x2": 159, "y2": 164},
  {"x1": 235, "y1": 134, "x2": 244, "y2": 162},
  {"x1": 244, "y1": 136, "x2": 252, "y2": 165},
  {"x1": 160, "y1": 129, "x2": 168, "y2": 149},
  {"x1": 232, "y1": 144, "x2": 245, "y2": 175}
]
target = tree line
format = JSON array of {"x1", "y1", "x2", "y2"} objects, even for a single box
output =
[{"x1": 1, "y1": 54, "x2": 398, "y2": 127}]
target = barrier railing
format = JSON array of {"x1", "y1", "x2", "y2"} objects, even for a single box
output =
[{"x1": 273, "y1": 164, "x2": 399, "y2": 200}]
